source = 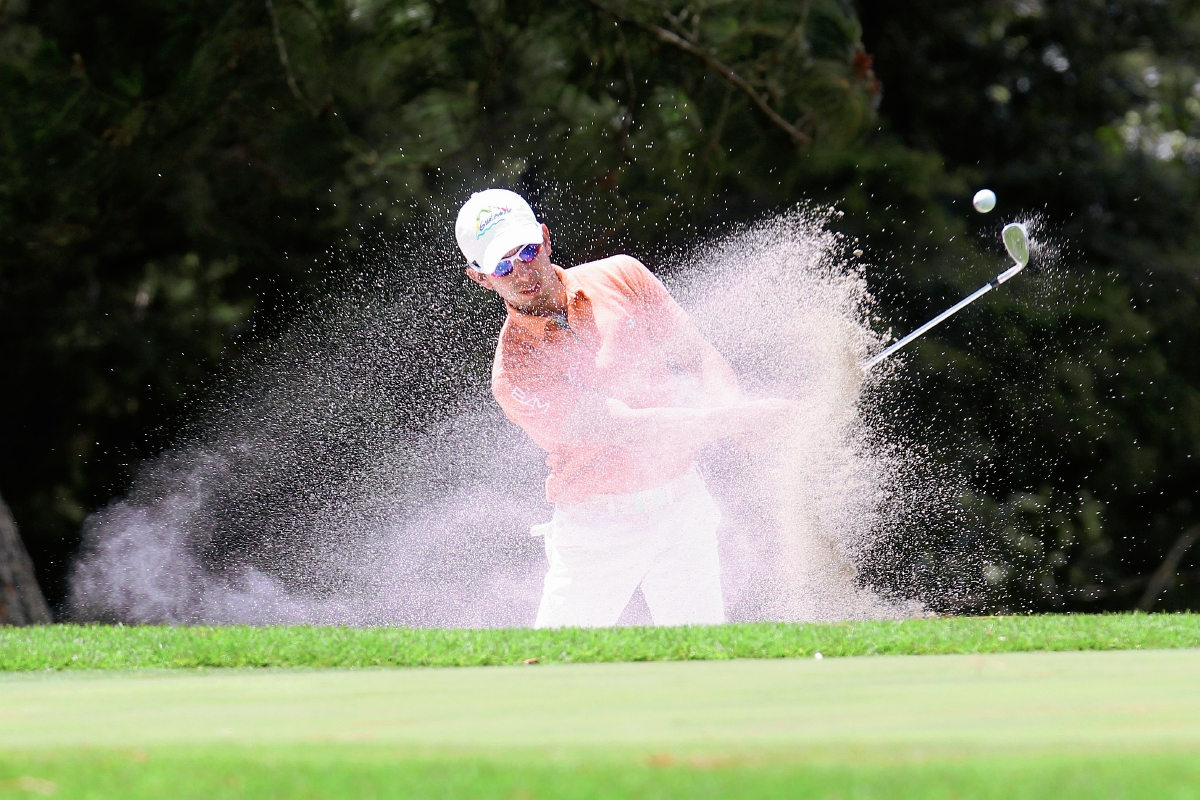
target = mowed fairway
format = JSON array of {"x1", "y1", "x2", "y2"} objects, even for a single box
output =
[{"x1": 3, "y1": 648, "x2": 1200, "y2": 798}]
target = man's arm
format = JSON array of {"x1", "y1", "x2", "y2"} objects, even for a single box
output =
[
  {"x1": 661, "y1": 320, "x2": 742, "y2": 406},
  {"x1": 615, "y1": 255, "x2": 741, "y2": 405},
  {"x1": 559, "y1": 391, "x2": 794, "y2": 450}
]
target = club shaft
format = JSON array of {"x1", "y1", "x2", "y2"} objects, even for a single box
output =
[{"x1": 864, "y1": 281, "x2": 996, "y2": 369}]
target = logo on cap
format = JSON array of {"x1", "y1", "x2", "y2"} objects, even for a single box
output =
[{"x1": 475, "y1": 206, "x2": 512, "y2": 238}]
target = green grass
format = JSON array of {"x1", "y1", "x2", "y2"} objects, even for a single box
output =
[
  {"x1": 5, "y1": 617, "x2": 1199, "y2": 797},
  {"x1": 6, "y1": 650, "x2": 1200, "y2": 749},
  {"x1": 2, "y1": 613, "x2": 1198, "y2": 671},
  {"x1": 3, "y1": 650, "x2": 1200, "y2": 798},
  {"x1": 3, "y1": 749, "x2": 1200, "y2": 799}
]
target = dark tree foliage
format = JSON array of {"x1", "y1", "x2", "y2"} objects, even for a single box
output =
[
  {"x1": 859, "y1": 0, "x2": 1200, "y2": 611},
  {"x1": 1, "y1": 0, "x2": 1196, "y2": 614}
]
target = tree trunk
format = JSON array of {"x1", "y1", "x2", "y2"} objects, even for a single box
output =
[{"x1": 0, "y1": 493, "x2": 53, "y2": 625}]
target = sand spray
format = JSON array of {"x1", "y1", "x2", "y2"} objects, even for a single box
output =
[
  {"x1": 68, "y1": 207, "x2": 969, "y2": 625},
  {"x1": 671, "y1": 210, "x2": 920, "y2": 621}
]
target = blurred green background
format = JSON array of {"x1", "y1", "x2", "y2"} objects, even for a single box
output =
[{"x1": 1, "y1": 0, "x2": 1197, "y2": 614}]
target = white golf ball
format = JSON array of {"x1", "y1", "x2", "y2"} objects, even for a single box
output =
[{"x1": 973, "y1": 189, "x2": 997, "y2": 213}]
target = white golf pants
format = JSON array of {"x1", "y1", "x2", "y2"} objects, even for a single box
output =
[{"x1": 533, "y1": 467, "x2": 725, "y2": 628}]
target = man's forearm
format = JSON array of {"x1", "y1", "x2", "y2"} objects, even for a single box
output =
[
  {"x1": 697, "y1": 348, "x2": 742, "y2": 406},
  {"x1": 600, "y1": 403, "x2": 747, "y2": 449},
  {"x1": 564, "y1": 395, "x2": 790, "y2": 450}
]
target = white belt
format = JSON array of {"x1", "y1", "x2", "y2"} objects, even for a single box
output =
[{"x1": 555, "y1": 467, "x2": 699, "y2": 515}]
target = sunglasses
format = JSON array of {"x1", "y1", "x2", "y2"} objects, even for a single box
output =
[{"x1": 487, "y1": 242, "x2": 540, "y2": 277}]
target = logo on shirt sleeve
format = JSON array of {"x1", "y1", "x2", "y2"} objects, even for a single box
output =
[{"x1": 511, "y1": 385, "x2": 550, "y2": 412}]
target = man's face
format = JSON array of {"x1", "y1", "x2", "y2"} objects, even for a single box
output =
[{"x1": 466, "y1": 224, "x2": 562, "y2": 314}]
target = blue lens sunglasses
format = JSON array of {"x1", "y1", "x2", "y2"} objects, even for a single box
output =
[{"x1": 481, "y1": 242, "x2": 540, "y2": 277}]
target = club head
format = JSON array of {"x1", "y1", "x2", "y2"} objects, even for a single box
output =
[{"x1": 1002, "y1": 222, "x2": 1030, "y2": 267}]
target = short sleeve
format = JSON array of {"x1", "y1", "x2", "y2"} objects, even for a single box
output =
[{"x1": 616, "y1": 257, "x2": 690, "y2": 342}]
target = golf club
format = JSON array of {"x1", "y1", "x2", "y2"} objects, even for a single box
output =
[{"x1": 864, "y1": 222, "x2": 1030, "y2": 370}]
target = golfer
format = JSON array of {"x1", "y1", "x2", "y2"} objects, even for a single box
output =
[{"x1": 456, "y1": 188, "x2": 788, "y2": 627}]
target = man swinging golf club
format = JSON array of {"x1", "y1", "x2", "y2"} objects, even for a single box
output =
[{"x1": 456, "y1": 188, "x2": 791, "y2": 628}]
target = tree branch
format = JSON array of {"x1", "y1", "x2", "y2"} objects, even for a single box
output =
[
  {"x1": 1137, "y1": 525, "x2": 1199, "y2": 611},
  {"x1": 584, "y1": 0, "x2": 811, "y2": 146},
  {"x1": 265, "y1": 0, "x2": 318, "y2": 116}
]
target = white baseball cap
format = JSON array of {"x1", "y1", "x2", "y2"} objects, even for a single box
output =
[{"x1": 455, "y1": 188, "x2": 544, "y2": 275}]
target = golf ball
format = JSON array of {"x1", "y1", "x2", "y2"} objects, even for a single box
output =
[{"x1": 973, "y1": 189, "x2": 997, "y2": 213}]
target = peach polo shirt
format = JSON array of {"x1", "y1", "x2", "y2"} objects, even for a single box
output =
[{"x1": 491, "y1": 256, "x2": 695, "y2": 503}]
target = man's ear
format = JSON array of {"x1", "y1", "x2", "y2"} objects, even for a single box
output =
[
  {"x1": 465, "y1": 267, "x2": 492, "y2": 290},
  {"x1": 542, "y1": 223, "x2": 552, "y2": 258}
]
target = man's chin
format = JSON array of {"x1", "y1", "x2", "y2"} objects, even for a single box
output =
[{"x1": 510, "y1": 288, "x2": 547, "y2": 311}]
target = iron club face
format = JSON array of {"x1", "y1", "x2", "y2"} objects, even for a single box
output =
[{"x1": 1002, "y1": 222, "x2": 1030, "y2": 268}]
